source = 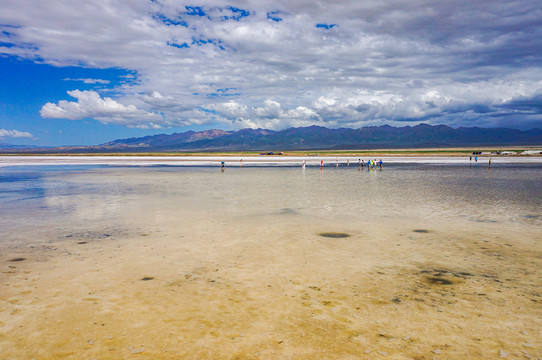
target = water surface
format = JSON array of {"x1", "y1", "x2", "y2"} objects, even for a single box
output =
[{"x1": 1, "y1": 164, "x2": 541, "y2": 359}]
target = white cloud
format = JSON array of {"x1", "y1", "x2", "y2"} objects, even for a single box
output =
[
  {"x1": 204, "y1": 99, "x2": 321, "y2": 129},
  {"x1": 141, "y1": 91, "x2": 178, "y2": 109},
  {"x1": 208, "y1": 100, "x2": 249, "y2": 119},
  {"x1": 64, "y1": 78, "x2": 110, "y2": 84},
  {"x1": 0, "y1": 129, "x2": 33, "y2": 138},
  {"x1": 40, "y1": 90, "x2": 163, "y2": 128},
  {"x1": 254, "y1": 100, "x2": 281, "y2": 118},
  {"x1": 1, "y1": 0, "x2": 541, "y2": 130}
]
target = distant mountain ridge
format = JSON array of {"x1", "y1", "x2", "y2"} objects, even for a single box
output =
[
  {"x1": 0, "y1": 142, "x2": 47, "y2": 150},
  {"x1": 99, "y1": 124, "x2": 542, "y2": 151},
  {"x1": 2, "y1": 124, "x2": 542, "y2": 152}
]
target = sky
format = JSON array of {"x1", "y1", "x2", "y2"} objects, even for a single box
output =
[{"x1": 1, "y1": 0, "x2": 542, "y2": 146}]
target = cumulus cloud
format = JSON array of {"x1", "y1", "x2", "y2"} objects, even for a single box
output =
[
  {"x1": 0, "y1": 129, "x2": 33, "y2": 139},
  {"x1": 64, "y1": 78, "x2": 110, "y2": 84},
  {"x1": 1, "y1": 0, "x2": 542, "y2": 130},
  {"x1": 206, "y1": 99, "x2": 321, "y2": 129},
  {"x1": 41, "y1": 90, "x2": 163, "y2": 128}
]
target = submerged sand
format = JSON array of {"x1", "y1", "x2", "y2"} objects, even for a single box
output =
[{"x1": 1, "y1": 166, "x2": 541, "y2": 359}]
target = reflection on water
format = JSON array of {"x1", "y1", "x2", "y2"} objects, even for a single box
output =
[
  {"x1": 0, "y1": 164, "x2": 541, "y2": 359},
  {"x1": 17, "y1": 165, "x2": 539, "y2": 230}
]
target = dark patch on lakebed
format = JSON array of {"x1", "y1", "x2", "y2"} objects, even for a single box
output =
[
  {"x1": 319, "y1": 232, "x2": 350, "y2": 238},
  {"x1": 385, "y1": 266, "x2": 505, "y2": 306},
  {"x1": 279, "y1": 208, "x2": 298, "y2": 215},
  {"x1": 9, "y1": 258, "x2": 26, "y2": 262},
  {"x1": 141, "y1": 277, "x2": 154, "y2": 281},
  {"x1": 421, "y1": 269, "x2": 474, "y2": 286},
  {"x1": 426, "y1": 277, "x2": 454, "y2": 285},
  {"x1": 413, "y1": 229, "x2": 431, "y2": 233},
  {"x1": 63, "y1": 228, "x2": 128, "y2": 242}
]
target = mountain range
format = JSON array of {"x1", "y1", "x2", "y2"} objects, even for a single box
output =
[{"x1": 2, "y1": 124, "x2": 542, "y2": 152}]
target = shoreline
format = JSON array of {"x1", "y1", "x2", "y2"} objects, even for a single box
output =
[
  {"x1": 1, "y1": 145, "x2": 541, "y2": 158},
  {"x1": 1, "y1": 154, "x2": 542, "y2": 168}
]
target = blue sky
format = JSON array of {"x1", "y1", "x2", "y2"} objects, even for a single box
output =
[{"x1": 1, "y1": 0, "x2": 542, "y2": 146}]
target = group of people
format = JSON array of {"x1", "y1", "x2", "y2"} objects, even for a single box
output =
[
  {"x1": 222, "y1": 158, "x2": 385, "y2": 170},
  {"x1": 221, "y1": 156, "x2": 494, "y2": 170},
  {"x1": 301, "y1": 158, "x2": 383, "y2": 170},
  {"x1": 358, "y1": 158, "x2": 383, "y2": 170}
]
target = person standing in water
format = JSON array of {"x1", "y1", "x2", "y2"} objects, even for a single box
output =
[
  {"x1": 320, "y1": 160, "x2": 324, "y2": 170},
  {"x1": 379, "y1": 159, "x2": 383, "y2": 170},
  {"x1": 489, "y1": 158, "x2": 492, "y2": 167},
  {"x1": 302, "y1": 160, "x2": 306, "y2": 169},
  {"x1": 221, "y1": 161, "x2": 225, "y2": 171}
]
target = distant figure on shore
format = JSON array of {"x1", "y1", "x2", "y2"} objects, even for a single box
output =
[
  {"x1": 240, "y1": 159, "x2": 243, "y2": 167},
  {"x1": 336, "y1": 157, "x2": 339, "y2": 167},
  {"x1": 379, "y1": 159, "x2": 383, "y2": 170},
  {"x1": 302, "y1": 160, "x2": 306, "y2": 169},
  {"x1": 489, "y1": 158, "x2": 492, "y2": 167},
  {"x1": 221, "y1": 161, "x2": 225, "y2": 171},
  {"x1": 475, "y1": 156, "x2": 478, "y2": 162},
  {"x1": 373, "y1": 159, "x2": 377, "y2": 169},
  {"x1": 362, "y1": 159, "x2": 365, "y2": 168},
  {"x1": 347, "y1": 159, "x2": 350, "y2": 166},
  {"x1": 470, "y1": 156, "x2": 472, "y2": 161},
  {"x1": 320, "y1": 160, "x2": 324, "y2": 170}
]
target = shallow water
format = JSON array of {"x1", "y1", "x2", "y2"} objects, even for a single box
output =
[{"x1": 1, "y1": 164, "x2": 541, "y2": 359}]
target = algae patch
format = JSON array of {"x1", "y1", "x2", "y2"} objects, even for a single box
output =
[
  {"x1": 279, "y1": 208, "x2": 298, "y2": 215},
  {"x1": 319, "y1": 232, "x2": 350, "y2": 238},
  {"x1": 426, "y1": 277, "x2": 454, "y2": 285}
]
